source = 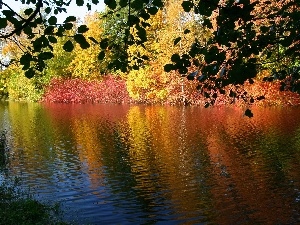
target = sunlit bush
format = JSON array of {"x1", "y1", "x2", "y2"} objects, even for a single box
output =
[
  {"x1": 42, "y1": 75, "x2": 132, "y2": 104},
  {"x1": 6, "y1": 69, "x2": 44, "y2": 102}
]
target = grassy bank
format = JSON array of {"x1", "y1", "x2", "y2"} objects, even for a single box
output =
[
  {"x1": 0, "y1": 132, "x2": 69, "y2": 225},
  {"x1": 0, "y1": 176, "x2": 69, "y2": 225}
]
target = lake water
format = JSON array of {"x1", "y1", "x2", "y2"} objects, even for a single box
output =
[{"x1": 1, "y1": 102, "x2": 300, "y2": 224}]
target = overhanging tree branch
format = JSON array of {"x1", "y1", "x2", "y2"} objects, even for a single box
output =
[{"x1": 0, "y1": 0, "x2": 43, "y2": 39}]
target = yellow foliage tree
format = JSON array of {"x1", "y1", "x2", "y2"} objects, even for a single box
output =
[
  {"x1": 126, "y1": 0, "x2": 208, "y2": 103},
  {"x1": 67, "y1": 13, "x2": 106, "y2": 80}
]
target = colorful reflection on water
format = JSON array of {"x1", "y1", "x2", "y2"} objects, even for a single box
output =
[{"x1": 1, "y1": 102, "x2": 300, "y2": 224}]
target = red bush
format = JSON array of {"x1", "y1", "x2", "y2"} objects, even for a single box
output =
[{"x1": 42, "y1": 75, "x2": 133, "y2": 104}]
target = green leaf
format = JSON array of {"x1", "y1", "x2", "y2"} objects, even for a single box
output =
[
  {"x1": 63, "y1": 23, "x2": 73, "y2": 30},
  {"x1": 48, "y1": 36, "x2": 57, "y2": 43},
  {"x1": 178, "y1": 67, "x2": 188, "y2": 74},
  {"x1": 56, "y1": 26, "x2": 65, "y2": 36},
  {"x1": 257, "y1": 96, "x2": 265, "y2": 101},
  {"x1": 92, "y1": 0, "x2": 100, "y2": 4},
  {"x1": 281, "y1": 37, "x2": 293, "y2": 47},
  {"x1": 164, "y1": 64, "x2": 174, "y2": 72},
  {"x1": 76, "y1": 0, "x2": 84, "y2": 6},
  {"x1": 131, "y1": 0, "x2": 143, "y2": 10},
  {"x1": 260, "y1": 26, "x2": 269, "y2": 33},
  {"x1": 64, "y1": 16, "x2": 76, "y2": 23},
  {"x1": 24, "y1": 8, "x2": 34, "y2": 15},
  {"x1": 63, "y1": 40, "x2": 74, "y2": 52},
  {"x1": 171, "y1": 54, "x2": 180, "y2": 62},
  {"x1": 45, "y1": 7, "x2": 51, "y2": 14},
  {"x1": 152, "y1": 0, "x2": 164, "y2": 7},
  {"x1": 32, "y1": 36, "x2": 49, "y2": 52},
  {"x1": 44, "y1": 26, "x2": 54, "y2": 34},
  {"x1": 141, "y1": 21, "x2": 151, "y2": 28},
  {"x1": 74, "y1": 34, "x2": 90, "y2": 49},
  {"x1": 2, "y1": 10, "x2": 14, "y2": 17},
  {"x1": 48, "y1": 16, "x2": 57, "y2": 25},
  {"x1": 78, "y1": 25, "x2": 89, "y2": 33},
  {"x1": 140, "y1": 10, "x2": 150, "y2": 20},
  {"x1": 119, "y1": 0, "x2": 127, "y2": 7},
  {"x1": 147, "y1": 7, "x2": 158, "y2": 15},
  {"x1": 141, "y1": 55, "x2": 149, "y2": 60},
  {"x1": 129, "y1": 15, "x2": 140, "y2": 25},
  {"x1": 25, "y1": 68, "x2": 35, "y2": 79},
  {"x1": 184, "y1": 29, "x2": 190, "y2": 34},
  {"x1": 20, "y1": 53, "x2": 32, "y2": 66},
  {"x1": 88, "y1": 37, "x2": 99, "y2": 44},
  {"x1": 23, "y1": 26, "x2": 32, "y2": 35},
  {"x1": 174, "y1": 37, "x2": 181, "y2": 46},
  {"x1": 0, "y1": 18, "x2": 7, "y2": 29},
  {"x1": 38, "y1": 52, "x2": 54, "y2": 60},
  {"x1": 87, "y1": 3, "x2": 92, "y2": 10},
  {"x1": 100, "y1": 38, "x2": 109, "y2": 49},
  {"x1": 136, "y1": 26, "x2": 147, "y2": 42},
  {"x1": 104, "y1": 0, "x2": 117, "y2": 10},
  {"x1": 245, "y1": 109, "x2": 253, "y2": 118},
  {"x1": 181, "y1": 1, "x2": 193, "y2": 12},
  {"x1": 98, "y1": 51, "x2": 105, "y2": 60},
  {"x1": 203, "y1": 18, "x2": 213, "y2": 29}
]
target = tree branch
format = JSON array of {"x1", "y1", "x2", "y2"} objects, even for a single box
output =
[
  {"x1": 2, "y1": 2, "x2": 26, "y2": 20},
  {"x1": 0, "y1": 0, "x2": 43, "y2": 39}
]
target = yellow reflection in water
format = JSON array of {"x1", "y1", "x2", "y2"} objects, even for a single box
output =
[
  {"x1": 125, "y1": 105, "x2": 207, "y2": 220},
  {"x1": 71, "y1": 116, "x2": 104, "y2": 188}
]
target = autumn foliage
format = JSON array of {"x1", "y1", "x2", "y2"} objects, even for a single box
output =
[
  {"x1": 42, "y1": 75, "x2": 132, "y2": 104},
  {"x1": 1, "y1": 2, "x2": 300, "y2": 108}
]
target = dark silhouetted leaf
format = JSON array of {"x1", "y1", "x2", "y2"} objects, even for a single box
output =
[
  {"x1": 78, "y1": 25, "x2": 89, "y2": 33},
  {"x1": 63, "y1": 40, "x2": 74, "y2": 52},
  {"x1": 245, "y1": 109, "x2": 253, "y2": 118},
  {"x1": 100, "y1": 38, "x2": 109, "y2": 49},
  {"x1": 64, "y1": 16, "x2": 76, "y2": 23},
  {"x1": 48, "y1": 36, "x2": 57, "y2": 43},
  {"x1": 147, "y1": 7, "x2": 158, "y2": 15},
  {"x1": 257, "y1": 96, "x2": 265, "y2": 101},
  {"x1": 38, "y1": 52, "x2": 54, "y2": 60},
  {"x1": 74, "y1": 34, "x2": 90, "y2": 49},
  {"x1": 48, "y1": 16, "x2": 57, "y2": 25},
  {"x1": 182, "y1": 1, "x2": 193, "y2": 12},
  {"x1": 23, "y1": 26, "x2": 32, "y2": 35},
  {"x1": 164, "y1": 64, "x2": 174, "y2": 72},
  {"x1": 88, "y1": 37, "x2": 99, "y2": 44},
  {"x1": 98, "y1": 51, "x2": 105, "y2": 60},
  {"x1": 20, "y1": 53, "x2": 32, "y2": 67},
  {"x1": 76, "y1": 0, "x2": 84, "y2": 6},
  {"x1": 44, "y1": 26, "x2": 54, "y2": 34},
  {"x1": 45, "y1": 7, "x2": 51, "y2": 14},
  {"x1": 24, "y1": 8, "x2": 34, "y2": 15},
  {"x1": 174, "y1": 37, "x2": 181, "y2": 46},
  {"x1": 171, "y1": 54, "x2": 180, "y2": 62},
  {"x1": 152, "y1": 0, "x2": 164, "y2": 7},
  {"x1": 140, "y1": 10, "x2": 150, "y2": 20},
  {"x1": 63, "y1": 23, "x2": 73, "y2": 30},
  {"x1": 219, "y1": 89, "x2": 226, "y2": 94},
  {"x1": 25, "y1": 68, "x2": 35, "y2": 79},
  {"x1": 104, "y1": 0, "x2": 117, "y2": 9},
  {"x1": 0, "y1": 18, "x2": 7, "y2": 29},
  {"x1": 2, "y1": 10, "x2": 14, "y2": 17},
  {"x1": 184, "y1": 29, "x2": 190, "y2": 34}
]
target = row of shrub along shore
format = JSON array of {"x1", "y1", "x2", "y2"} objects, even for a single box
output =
[{"x1": 41, "y1": 76, "x2": 300, "y2": 107}]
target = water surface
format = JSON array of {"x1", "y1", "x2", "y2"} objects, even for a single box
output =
[{"x1": 1, "y1": 102, "x2": 300, "y2": 224}]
